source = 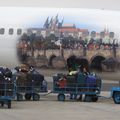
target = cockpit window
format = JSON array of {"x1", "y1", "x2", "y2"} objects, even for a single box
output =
[
  {"x1": 9, "y1": 28, "x2": 14, "y2": 35},
  {"x1": 17, "y1": 29, "x2": 22, "y2": 35},
  {"x1": 0, "y1": 28, "x2": 5, "y2": 35}
]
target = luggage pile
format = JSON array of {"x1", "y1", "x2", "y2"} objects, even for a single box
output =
[
  {"x1": 53, "y1": 72, "x2": 101, "y2": 92},
  {"x1": 53, "y1": 72, "x2": 101, "y2": 102},
  {"x1": 13, "y1": 65, "x2": 47, "y2": 101},
  {"x1": 0, "y1": 67, "x2": 13, "y2": 96},
  {"x1": 16, "y1": 65, "x2": 46, "y2": 93},
  {"x1": 0, "y1": 67, "x2": 14, "y2": 108}
]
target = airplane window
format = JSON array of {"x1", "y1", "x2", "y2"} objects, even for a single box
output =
[
  {"x1": 17, "y1": 29, "x2": 22, "y2": 35},
  {"x1": 9, "y1": 28, "x2": 14, "y2": 35},
  {"x1": 0, "y1": 28, "x2": 5, "y2": 35}
]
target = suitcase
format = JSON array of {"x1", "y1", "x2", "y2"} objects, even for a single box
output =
[
  {"x1": 77, "y1": 73, "x2": 86, "y2": 87},
  {"x1": 86, "y1": 75, "x2": 97, "y2": 87}
]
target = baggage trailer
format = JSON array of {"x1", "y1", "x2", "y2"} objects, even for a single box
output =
[
  {"x1": 53, "y1": 73, "x2": 102, "y2": 102},
  {"x1": 0, "y1": 78, "x2": 16, "y2": 108},
  {"x1": 15, "y1": 71, "x2": 47, "y2": 101}
]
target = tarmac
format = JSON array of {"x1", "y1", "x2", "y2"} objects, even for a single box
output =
[{"x1": 0, "y1": 91, "x2": 120, "y2": 120}]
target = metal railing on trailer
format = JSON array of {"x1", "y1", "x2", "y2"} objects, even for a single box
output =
[
  {"x1": 0, "y1": 78, "x2": 16, "y2": 108},
  {"x1": 16, "y1": 81, "x2": 47, "y2": 101},
  {"x1": 52, "y1": 74, "x2": 102, "y2": 102}
]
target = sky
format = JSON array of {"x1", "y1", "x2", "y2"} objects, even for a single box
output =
[{"x1": 0, "y1": 7, "x2": 120, "y2": 33}]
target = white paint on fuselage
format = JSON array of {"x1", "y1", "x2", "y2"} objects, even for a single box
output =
[
  {"x1": 0, "y1": 7, "x2": 120, "y2": 67},
  {"x1": 0, "y1": 28, "x2": 20, "y2": 67}
]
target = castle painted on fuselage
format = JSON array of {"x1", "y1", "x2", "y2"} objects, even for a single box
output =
[{"x1": 27, "y1": 15, "x2": 118, "y2": 45}]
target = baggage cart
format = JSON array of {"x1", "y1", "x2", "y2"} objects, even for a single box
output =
[
  {"x1": 0, "y1": 77, "x2": 16, "y2": 108},
  {"x1": 16, "y1": 71, "x2": 47, "y2": 101},
  {"x1": 53, "y1": 73, "x2": 101, "y2": 102}
]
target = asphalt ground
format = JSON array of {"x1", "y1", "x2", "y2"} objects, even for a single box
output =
[{"x1": 0, "y1": 92, "x2": 120, "y2": 120}]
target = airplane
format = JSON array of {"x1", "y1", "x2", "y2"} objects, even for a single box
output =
[{"x1": 0, "y1": 7, "x2": 120, "y2": 71}]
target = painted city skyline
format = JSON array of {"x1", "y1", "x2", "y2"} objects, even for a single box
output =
[{"x1": 0, "y1": 7, "x2": 120, "y2": 34}]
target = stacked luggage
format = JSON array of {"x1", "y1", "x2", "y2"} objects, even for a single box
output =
[
  {"x1": 53, "y1": 72, "x2": 101, "y2": 101},
  {"x1": 15, "y1": 65, "x2": 47, "y2": 101},
  {"x1": 0, "y1": 67, "x2": 15, "y2": 108},
  {"x1": 0, "y1": 67, "x2": 13, "y2": 96},
  {"x1": 54, "y1": 73, "x2": 101, "y2": 89},
  {"x1": 16, "y1": 70, "x2": 45, "y2": 90}
]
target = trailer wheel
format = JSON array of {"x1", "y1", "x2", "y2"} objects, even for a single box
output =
[
  {"x1": 92, "y1": 95, "x2": 98, "y2": 102},
  {"x1": 113, "y1": 92, "x2": 120, "y2": 104},
  {"x1": 8, "y1": 100, "x2": 11, "y2": 109},
  {"x1": 84, "y1": 95, "x2": 92, "y2": 102},
  {"x1": 33, "y1": 93, "x2": 40, "y2": 101},
  {"x1": 58, "y1": 94, "x2": 65, "y2": 101},
  {"x1": 25, "y1": 93, "x2": 31, "y2": 100},
  {"x1": 1, "y1": 102, "x2": 4, "y2": 107},
  {"x1": 17, "y1": 93, "x2": 23, "y2": 101}
]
